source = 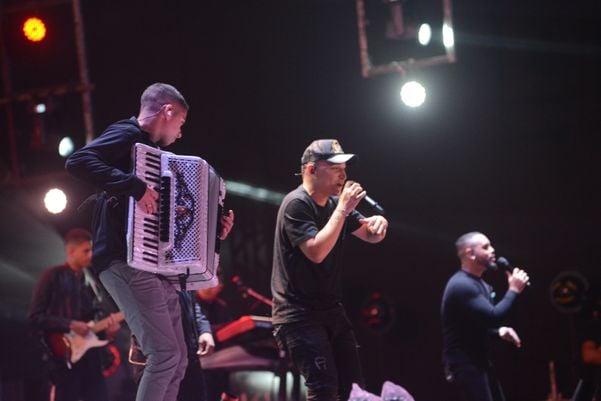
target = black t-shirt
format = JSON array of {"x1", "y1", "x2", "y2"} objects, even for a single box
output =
[
  {"x1": 271, "y1": 185, "x2": 362, "y2": 325},
  {"x1": 441, "y1": 269, "x2": 519, "y2": 367}
]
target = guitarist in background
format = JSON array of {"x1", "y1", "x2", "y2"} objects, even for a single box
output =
[{"x1": 29, "y1": 228, "x2": 121, "y2": 401}]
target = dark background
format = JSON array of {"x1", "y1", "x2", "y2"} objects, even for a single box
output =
[{"x1": 1, "y1": 0, "x2": 600, "y2": 400}]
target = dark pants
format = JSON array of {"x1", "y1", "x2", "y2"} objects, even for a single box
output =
[
  {"x1": 449, "y1": 363, "x2": 505, "y2": 401},
  {"x1": 274, "y1": 312, "x2": 364, "y2": 401},
  {"x1": 51, "y1": 348, "x2": 108, "y2": 401},
  {"x1": 178, "y1": 356, "x2": 209, "y2": 401}
]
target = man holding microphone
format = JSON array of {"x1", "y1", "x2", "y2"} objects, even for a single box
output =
[
  {"x1": 271, "y1": 139, "x2": 388, "y2": 401},
  {"x1": 441, "y1": 232, "x2": 530, "y2": 401}
]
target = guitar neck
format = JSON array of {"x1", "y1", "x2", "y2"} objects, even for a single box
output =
[{"x1": 92, "y1": 312, "x2": 125, "y2": 333}]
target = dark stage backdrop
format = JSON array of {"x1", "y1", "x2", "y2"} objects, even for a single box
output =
[{"x1": 1, "y1": 0, "x2": 600, "y2": 400}]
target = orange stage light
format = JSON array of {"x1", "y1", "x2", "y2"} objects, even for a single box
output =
[{"x1": 23, "y1": 17, "x2": 47, "y2": 42}]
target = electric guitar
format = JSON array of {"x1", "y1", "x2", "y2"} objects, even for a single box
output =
[{"x1": 45, "y1": 312, "x2": 124, "y2": 368}]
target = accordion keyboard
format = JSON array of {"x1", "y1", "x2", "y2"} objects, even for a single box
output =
[{"x1": 129, "y1": 146, "x2": 165, "y2": 268}]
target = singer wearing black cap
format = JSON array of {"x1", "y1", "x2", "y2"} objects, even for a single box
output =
[
  {"x1": 441, "y1": 232, "x2": 530, "y2": 401},
  {"x1": 271, "y1": 139, "x2": 388, "y2": 401}
]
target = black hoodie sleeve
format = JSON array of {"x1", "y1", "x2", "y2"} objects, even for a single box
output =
[
  {"x1": 65, "y1": 121, "x2": 147, "y2": 200},
  {"x1": 458, "y1": 280, "x2": 519, "y2": 328}
]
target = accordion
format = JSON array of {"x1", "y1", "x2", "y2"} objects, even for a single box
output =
[{"x1": 126, "y1": 143, "x2": 225, "y2": 290}]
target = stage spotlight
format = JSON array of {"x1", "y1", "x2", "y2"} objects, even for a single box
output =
[
  {"x1": 400, "y1": 80, "x2": 426, "y2": 108},
  {"x1": 442, "y1": 22, "x2": 454, "y2": 49},
  {"x1": 23, "y1": 17, "x2": 47, "y2": 43},
  {"x1": 418, "y1": 23, "x2": 432, "y2": 46},
  {"x1": 355, "y1": 0, "x2": 456, "y2": 78},
  {"x1": 58, "y1": 137, "x2": 75, "y2": 157},
  {"x1": 44, "y1": 188, "x2": 67, "y2": 214},
  {"x1": 34, "y1": 103, "x2": 47, "y2": 114}
]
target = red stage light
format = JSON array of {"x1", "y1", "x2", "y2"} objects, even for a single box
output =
[{"x1": 23, "y1": 17, "x2": 47, "y2": 42}]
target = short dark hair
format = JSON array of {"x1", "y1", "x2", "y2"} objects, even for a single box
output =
[
  {"x1": 64, "y1": 228, "x2": 92, "y2": 246},
  {"x1": 140, "y1": 83, "x2": 189, "y2": 114},
  {"x1": 455, "y1": 231, "x2": 483, "y2": 256}
]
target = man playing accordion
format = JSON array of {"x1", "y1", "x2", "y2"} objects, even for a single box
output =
[{"x1": 66, "y1": 83, "x2": 234, "y2": 401}]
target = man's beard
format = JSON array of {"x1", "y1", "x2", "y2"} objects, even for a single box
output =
[
  {"x1": 476, "y1": 254, "x2": 497, "y2": 271},
  {"x1": 486, "y1": 260, "x2": 498, "y2": 271}
]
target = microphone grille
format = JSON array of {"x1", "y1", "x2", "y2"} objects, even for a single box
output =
[{"x1": 496, "y1": 257, "x2": 510, "y2": 269}]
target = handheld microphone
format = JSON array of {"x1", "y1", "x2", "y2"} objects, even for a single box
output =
[
  {"x1": 363, "y1": 195, "x2": 385, "y2": 214},
  {"x1": 496, "y1": 257, "x2": 531, "y2": 286},
  {"x1": 345, "y1": 180, "x2": 385, "y2": 214}
]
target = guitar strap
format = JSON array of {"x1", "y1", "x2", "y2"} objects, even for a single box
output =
[
  {"x1": 180, "y1": 291, "x2": 200, "y2": 354},
  {"x1": 83, "y1": 268, "x2": 116, "y2": 326},
  {"x1": 83, "y1": 267, "x2": 103, "y2": 303}
]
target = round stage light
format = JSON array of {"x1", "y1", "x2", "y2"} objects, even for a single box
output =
[
  {"x1": 400, "y1": 81, "x2": 426, "y2": 108},
  {"x1": 23, "y1": 17, "x2": 47, "y2": 43},
  {"x1": 361, "y1": 292, "x2": 395, "y2": 332},
  {"x1": 35, "y1": 103, "x2": 47, "y2": 114},
  {"x1": 549, "y1": 271, "x2": 589, "y2": 313},
  {"x1": 442, "y1": 23, "x2": 454, "y2": 49},
  {"x1": 44, "y1": 188, "x2": 67, "y2": 214},
  {"x1": 418, "y1": 23, "x2": 432, "y2": 46},
  {"x1": 58, "y1": 137, "x2": 75, "y2": 157}
]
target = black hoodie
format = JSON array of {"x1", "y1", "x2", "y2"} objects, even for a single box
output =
[{"x1": 66, "y1": 117, "x2": 157, "y2": 272}]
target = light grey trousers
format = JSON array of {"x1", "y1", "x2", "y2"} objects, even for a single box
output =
[{"x1": 99, "y1": 260, "x2": 188, "y2": 401}]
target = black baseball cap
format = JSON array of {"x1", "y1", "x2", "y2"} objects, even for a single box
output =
[{"x1": 301, "y1": 139, "x2": 355, "y2": 165}]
